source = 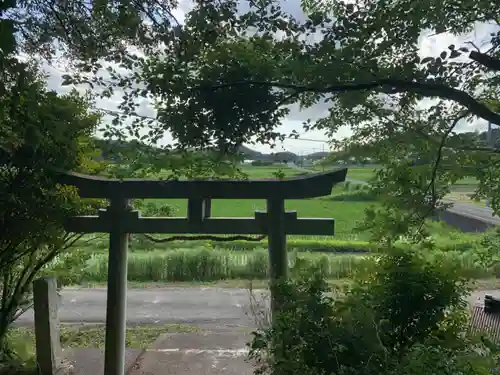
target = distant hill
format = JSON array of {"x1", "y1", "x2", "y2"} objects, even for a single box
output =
[
  {"x1": 92, "y1": 138, "x2": 321, "y2": 164},
  {"x1": 238, "y1": 145, "x2": 267, "y2": 160},
  {"x1": 238, "y1": 145, "x2": 328, "y2": 162}
]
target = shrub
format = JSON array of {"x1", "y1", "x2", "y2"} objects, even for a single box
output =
[
  {"x1": 43, "y1": 248, "x2": 93, "y2": 287},
  {"x1": 248, "y1": 247, "x2": 496, "y2": 375}
]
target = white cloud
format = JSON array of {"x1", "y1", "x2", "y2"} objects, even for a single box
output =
[{"x1": 37, "y1": 0, "x2": 499, "y2": 154}]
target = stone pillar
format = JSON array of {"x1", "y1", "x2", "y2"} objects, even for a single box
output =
[
  {"x1": 33, "y1": 277, "x2": 63, "y2": 375},
  {"x1": 103, "y1": 197, "x2": 131, "y2": 375},
  {"x1": 266, "y1": 198, "x2": 287, "y2": 315}
]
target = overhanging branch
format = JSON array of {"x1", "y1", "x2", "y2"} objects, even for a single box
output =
[
  {"x1": 469, "y1": 51, "x2": 500, "y2": 71},
  {"x1": 196, "y1": 79, "x2": 500, "y2": 126}
]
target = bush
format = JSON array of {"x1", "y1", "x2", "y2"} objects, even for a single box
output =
[
  {"x1": 43, "y1": 248, "x2": 93, "y2": 287},
  {"x1": 248, "y1": 248, "x2": 497, "y2": 375}
]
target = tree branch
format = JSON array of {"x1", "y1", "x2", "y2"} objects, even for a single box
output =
[
  {"x1": 196, "y1": 79, "x2": 500, "y2": 126},
  {"x1": 469, "y1": 51, "x2": 500, "y2": 71}
]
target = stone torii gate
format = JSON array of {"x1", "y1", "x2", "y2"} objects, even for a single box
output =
[{"x1": 56, "y1": 168, "x2": 347, "y2": 375}]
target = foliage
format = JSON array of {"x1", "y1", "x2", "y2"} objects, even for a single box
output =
[
  {"x1": 2, "y1": 3, "x2": 500, "y2": 372},
  {"x1": 475, "y1": 227, "x2": 500, "y2": 276},
  {"x1": 11, "y1": 0, "x2": 499, "y2": 239},
  {"x1": 4, "y1": 0, "x2": 498, "y2": 239},
  {"x1": 0, "y1": 44, "x2": 103, "y2": 361},
  {"x1": 42, "y1": 248, "x2": 94, "y2": 287},
  {"x1": 248, "y1": 248, "x2": 496, "y2": 375}
]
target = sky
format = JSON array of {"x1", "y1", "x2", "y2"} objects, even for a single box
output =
[{"x1": 39, "y1": 0, "x2": 499, "y2": 155}]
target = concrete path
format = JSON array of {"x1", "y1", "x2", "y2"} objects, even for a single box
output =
[
  {"x1": 15, "y1": 287, "x2": 267, "y2": 329},
  {"x1": 129, "y1": 331, "x2": 255, "y2": 375}
]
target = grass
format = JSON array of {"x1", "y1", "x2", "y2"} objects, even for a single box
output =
[
  {"x1": 138, "y1": 183, "x2": 476, "y2": 243},
  {"x1": 145, "y1": 196, "x2": 372, "y2": 241},
  {"x1": 345, "y1": 166, "x2": 378, "y2": 181},
  {"x1": 83, "y1": 248, "x2": 367, "y2": 282},
  {"x1": 446, "y1": 192, "x2": 487, "y2": 206},
  {"x1": 5, "y1": 323, "x2": 199, "y2": 372},
  {"x1": 9, "y1": 323, "x2": 198, "y2": 351},
  {"x1": 50, "y1": 240, "x2": 499, "y2": 287},
  {"x1": 142, "y1": 164, "x2": 378, "y2": 238}
]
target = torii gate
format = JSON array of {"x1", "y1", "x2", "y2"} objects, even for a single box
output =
[{"x1": 56, "y1": 168, "x2": 347, "y2": 375}]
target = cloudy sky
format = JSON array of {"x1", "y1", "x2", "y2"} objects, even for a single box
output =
[{"x1": 40, "y1": 0, "x2": 498, "y2": 155}]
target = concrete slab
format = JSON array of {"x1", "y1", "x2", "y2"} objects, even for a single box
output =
[
  {"x1": 129, "y1": 331, "x2": 256, "y2": 375},
  {"x1": 62, "y1": 347, "x2": 144, "y2": 375},
  {"x1": 149, "y1": 331, "x2": 253, "y2": 350},
  {"x1": 130, "y1": 349, "x2": 254, "y2": 375}
]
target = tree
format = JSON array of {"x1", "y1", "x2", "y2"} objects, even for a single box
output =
[
  {"x1": 0, "y1": 47, "x2": 104, "y2": 360},
  {"x1": 5, "y1": 0, "x2": 499, "y2": 236}
]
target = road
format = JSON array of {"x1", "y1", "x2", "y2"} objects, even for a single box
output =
[
  {"x1": 15, "y1": 287, "x2": 498, "y2": 327},
  {"x1": 288, "y1": 163, "x2": 500, "y2": 224},
  {"x1": 447, "y1": 202, "x2": 500, "y2": 225},
  {"x1": 16, "y1": 287, "x2": 266, "y2": 328}
]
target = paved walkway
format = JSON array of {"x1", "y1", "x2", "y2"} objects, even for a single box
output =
[
  {"x1": 63, "y1": 330, "x2": 255, "y2": 375},
  {"x1": 129, "y1": 331, "x2": 254, "y2": 375}
]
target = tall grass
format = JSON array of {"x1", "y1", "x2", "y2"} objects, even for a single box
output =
[
  {"x1": 48, "y1": 245, "x2": 500, "y2": 285},
  {"x1": 82, "y1": 248, "x2": 366, "y2": 282}
]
